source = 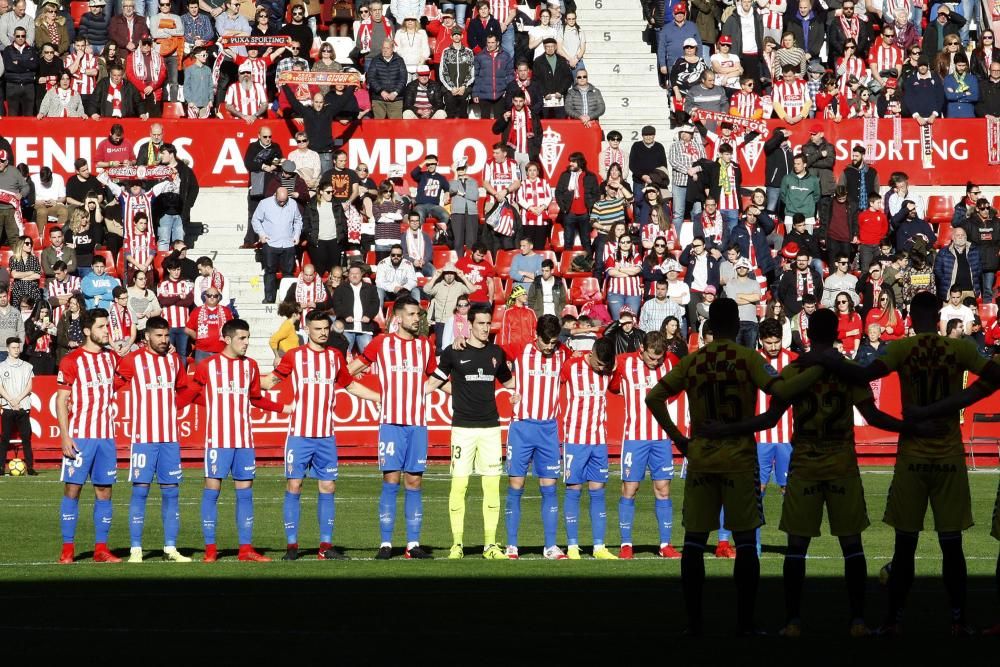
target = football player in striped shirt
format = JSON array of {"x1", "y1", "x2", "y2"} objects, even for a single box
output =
[
  {"x1": 609, "y1": 331, "x2": 683, "y2": 559},
  {"x1": 347, "y1": 296, "x2": 436, "y2": 559},
  {"x1": 502, "y1": 315, "x2": 568, "y2": 560},
  {"x1": 57, "y1": 308, "x2": 120, "y2": 564},
  {"x1": 755, "y1": 318, "x2": 796, "y2": 556},
  {"x1": 264, "y1": 310, "x2": 382, "y2": 561},
  {"x1": 177, "y1": 319, "x2": 291, "y2": 562},
  {"x1": 114, "y1": 317, "x2": 191, "y2": 563},
  {"x1": 561, "y1": 336, "x2": 618, "y2": 560},
  {"x1": 646, "y1": 298, "x2": 819, "y2": 635}
]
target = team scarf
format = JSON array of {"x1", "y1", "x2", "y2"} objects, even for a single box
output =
[
  {"x1": 404, "y1": 229, "x2": 425, "y2": 261},
  {"x1": 989, "y1": 116, "x2": 1000, "y2": 165},
  {"x1": 278, "y1": 70, "x2": 361, "y2": 86},
  {"x1": 568, "y1": 171, "x2": 581, "y2": 200},
  {"x1": 295, "y1": 276, "x2": 326, "y2": 305},
  {"x1": 130, "y1": 49, "x2": 164, "y2": 85},
  {"x1": 858, "y1": 162, "x2": 870, "y2": 209},
  {"x1": 345, "y1": 204, "x2": 363, "y2": 243},
  {"x1": 796, "y1": 268, "x2": 815, "y2": 300},
  {"x1": 0, "y1": 190, "x2": 23, "y2": 233},
  {"x1": 701, "y1": 209, "x2": 724, "y2": 246},
  {"x1": 863, "y1": 116, "x2": 878, "y2": 162},
  {"x1": 486, "y1": 201, "x2": 516, "y2": 237},
  {"x1": 920, "y1": 123, "x2": 934, "y2": 169},
  {"x1": 219, "y1": 35, "x2": 291, "y2": 48},
  {"x1": 356, "y1": 17, "x2": 393, "y2": 53},
  {"x1": 208, "y1": 270, "x2": 225, "y2": 292},
  {"x1": 106, "y1": 79, "x2": 124, "y2": 117},
  {"x1": 797, "y1": 310, "x2": 811, "y2": 350},
  {"x1": 892, "y1": 114, "x2": 903, "y2": 151},
  {"x1": 196, "y1": 304, "x2": 228, "y2": 340},
  {"x1": 107, "y1": 165, "x2": 172, "y2": 181},
  {"x1": 839, "y1": 15, "x2": 860, "y2": 41},
  {"x1": 108, "y1": 303, "x2": 132, "y2": 345},
  {"x1": 686, "y1": 108, "x2": 770, "y2": 137}
]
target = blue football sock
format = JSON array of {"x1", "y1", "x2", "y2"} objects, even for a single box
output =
[
  {"x1": 618, "y1": 496, "x2": 636, "y2": 545},
  {"x1": 540, "y1": 484, "x2": 559, "y2": 548},
  {"x1": 129, "y1": 485, "x2": 150, "y2": 548},
  {"x1": 318, "y1": 492, "x2": 335, "y2": 545},
  {"x1": 404, "y1": 488, "x2": 423, "y2": 544},
  {"x1": 60, "y1": 496, "x2": 79, "y2": 544},
  {"x1": 505, "y1": 487, "x2": 524, "y2": 546},
  {"x1": 201, "y1": 487, "x2": 220, "y2": 545},
  {"x1": 378, "y1": 482, "x2": 399, "y2": 544},
  {"x1": 564, "y1": 487, "x2": 581, "y2": 546},
  {"x1": 718, "y1": 508, "x2": 731, "y2": 542},
  {"x1": 589, "y1": 488, "x2": 607, "y2": 546},
  {"x1": 235, "y1": 487, "x2": 254, "y2": 546},
  {"x1": 94, "y1": 498, "x2": 113, "y2": 544},
  {"x1": 283, "y1": 491, "x2": 301, "y2": 545},
  {"x1": 655, "y1": 498, "x2": 673, "y2": 545},
  {"x1": 161, "y1": 485, "x2": 180, "y2": 548}
]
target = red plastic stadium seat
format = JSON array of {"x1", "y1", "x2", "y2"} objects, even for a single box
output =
[
  {"x1": 993, "y1": 195, "x2": 1000, "y2": 212},
  {"x1": 432, "y1": 247, "x2": 457, "y2": 268},
  {"x1": 494, "y1": 249, "x2": 515, "y2": 278},
  {"x1": 570, "y1": 277, "x2": 603, "y2": 306},
  {"x1": 161, "y1": 102, "x2": 185, "y2": 119},
  {"x1": 0, "y1": 250, "x2": 11, "y2": 267},
  {"x1": 491, "y1": 304, "x2": 506, "y2": 332},
  {"x1": 42, "y1": 222, "x2": 63, "y2": 247},
  {"x1": 549, "y1": 223, "x2": 565, "y2": 252},
  {"x1": 539, "y1": 250, "x2": 558, "y2": 267},
  {"x1": 70, "y1": 1, "x2": 88, "y2": 27},
  {"x1": 491, "y1": 276, "x2": 507, "y2": 305},
  {"x1": 559, "y1": 249, "x2": 593, "y2": 280},
  {"x1": 935, "y1": 221, "x2": 952, "y2": 249},
  {"x1": 21, "y1": 222, "x2": 40, "y2": 248},
  {"x1": 93, "y1": 249, "x2": 116, "y2": 276},
  {"x1": 926, "y1": 195, "x2": 955, "y2": 226},
  {"x1": 980, "y1": 303, "x2": 998, "y2": 329},
  {"x1": 560, "y1": 304, "x2": 579, "y2": 318}
]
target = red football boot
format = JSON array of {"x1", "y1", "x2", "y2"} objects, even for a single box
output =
[
  {"x1": 203, "y1": 544, "x2": 218, "y2": 562},
  {"x1": 619, "y1": 544, "x2": 634, "y2": 560},
  {"x1": 659, "y1": 544, "x2": 682, "y2": 559},
  {"x1": 93, "y1": 544, "x2": 122, "y2": 563},
  {"x1": 58, "y1": 543, "x2": 74, "y2": 564},
  {"x1": 715, "y1": 540, "x2": 736, "y2": 558},
  {"x1": 238, "y1": 546, "x2": 271, "y2": 562}
]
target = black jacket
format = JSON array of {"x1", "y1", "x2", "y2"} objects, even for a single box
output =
[
  {"x1": 702, "y1": 159, "x2": 742, "y2": 206},
  {"x1": 492, "y1": 109, "x2": 542, "y2": 156},
  {"x1": 302, "y1": 196, "x2": 348, "y2": 247},
  {"x1": 777, "y1": 267, "x2": 824, "y2": 315},
  {"x1": 2, "y1": 44, "x2": 39, "y2": 84},
  {"x1": 403, "y1": 79, "x2": 446, "y2": 115},
  {"x1": 531, "y1": 53, "x2": 573, "y2": 97},
  {"x1": 555, "y1": 169, "x2": 599, "y2": 214},
  {"x1": 976, "y1": 78, "x2": 1000, "y2": 118},
  {"x1": 86, "y1": 76, "x2": 143, "y2": 117},
  {"x1": 763, "y1": 132, "x2": 793, "y2": 189},
  {"x1": 839, "y1": 163, "x2": 879, "y2": 208},
  {"x1": 332, "y1": 281, "x2": 380, "y2": 332},
  {"x1": 955, "y1": 212, "x2": 1000, "y2": 272},
  {"x1": 153, "y1": 160, "x2": 200, "y2": 224},
  {"x1": 922, "y1": 13, "x2": 966, "y2": 63},
  {"x1": 283, "y1": 86, "x2": 357, "y2": 153},
  {"x1": 243, "y1": 138, "x2": 284, "y2": 184},
  {"x1": 785, "y1": 9, "x2": 827, "y2": 59},
  {"x1": 503, "y1": 79, "x2": 544, "y2": 117},
  {"x1": 827, "y1": 16, "x2": 873, "y2": 61}
]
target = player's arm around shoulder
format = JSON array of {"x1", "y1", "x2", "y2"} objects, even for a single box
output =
[{"x1": 768, "y1": 360, "x2": 824, "y2": 402}]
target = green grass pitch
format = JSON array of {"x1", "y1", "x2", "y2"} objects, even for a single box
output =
[{"x1": 1, "y1": 465, "x2": 999, "y2": 654}]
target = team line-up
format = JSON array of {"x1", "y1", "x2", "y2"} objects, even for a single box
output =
[{"x1": 52, "y1": 292, "x2": 1000, "y2": 635}]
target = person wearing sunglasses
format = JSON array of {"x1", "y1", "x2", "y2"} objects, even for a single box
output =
[
  {"x1": 922, "y1": 3, "x2": 966, "y2": 64},
  {"x1": 564, "y1": 68, "x2": 604, "y2": 128},
  {"x1": 957, "y1": 198, "x2": 1000, "y2": 303}
]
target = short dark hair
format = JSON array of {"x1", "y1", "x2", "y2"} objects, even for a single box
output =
[
  {"x1": 74, "y1": 157, "x2": 89, "y2": 171},
  {"x1": 145, "y1": 316, "x2": 169, "y2": 332},
  {"x1": 52, "y1": 260, "x2": 68, "y2": 272},
  {"x1": 393, "y1": 294, "x2": 420, "y2": 313},
  {"x1": 112, "y1": 286, "x2": 128, "y2": 299},
  {"x1": 946, "y1": 318, "x2": 963, "y2": 335},
  {"x1": 91, "y1": 255, "x2": 106, "y2": 266},
  {"x1": 221, "y1": 318, "x2": 250, "y2": 339},
  {"x1": 163, "y1": 258, "x2": 181, "y2": 271},
  {"x1": 758, "y1": 317, "x2": 783, "y2": 342},
  {"x1": 537, "y1": 314, "x2": 561, "y2": 341},
  {"x1": 6, "y1": 337, "x2": 20, "y2": 347},
  {"x1": 471, "y1": 242, "x2": 487, "y2": 254},
  {"x1": 541, "y1": 259, "x2": 555, "y2": 270},
  {"x1": 719, "y1": 142, "x2": 733, "y2": 154},
  {"x1": 950, "y1": 285, "x2": 964, "y2": 295},
  {"x1": 468, "y1": 303, "x2": 493, "y2": 322},
  {"x1": 305, "y1": 308, "x2": 329, "y2": 323},
  {"x1": 159, "y1": 142, "x2": 177, "y2": 156},
  {"x1": 82, "y1": 307, "x2": 108, "y2": 333},
  {"x1": 592, "y1": 336, "x2": 616, "y2": 370},
  {"x1": 809, "y1": 309, "x2": 839, "y2": 345},
  {"x1": 708, "y1": 297, "x2": 739, "y2": 338},
  {"x1": 196, "y1": 256, "x2": 214, "y2": 268}
]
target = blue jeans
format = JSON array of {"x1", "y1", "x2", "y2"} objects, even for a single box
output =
[
  {"x1": 169, "y1": 327, "x2": 188, "y2": 366},
  {"x1": 721, "y1": 209, "x2": 740, "y2": 239},
  {"x1": 158, "y1": 214, "x2": 184, "y2": 250},
  {"x1": 442, "y1": 3, "x2": 468, "y2": 23},
  {"x1": 606, "y1": 293, "x2": 641, "y2": 321},
  {"x1": 501, "y1": 24, "x2": 515, "y2": 59},
  {"x1": 377, "y1": 286, "x2": 421, "y2": 310},
  {"x1": 126, "y1": 0, "x2": 158, "y2": 16},
  {"x1": 319, "y1": 151, "x2": 334, "y2": 178},
  {"x1": 563, "y1": 212, "x2": 592, "y2": 253},
  {"x1": 414, "y1": 203, "x2": 450, "y2": 225},
  {"x1": 345, "y1": 330, "x2": 373, "y2": 354},
  {"x1": 984, "y1": 272, "x2": 995, "y2": 304},
  {"x1": 736, "y1": 321, "x2": 759, "y2": 350},
  {"x1": 766, "y1": 186, "x2": 782, "y2": 217},
  {"x1": 671, "y1": 183, "x2": 687, "y2": 227}
]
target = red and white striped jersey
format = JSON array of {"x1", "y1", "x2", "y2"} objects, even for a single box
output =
[
  {"x1": 233, "y1": 53, "x2": 277, "y2": 87},
  {"x1": 180, "y1": 353, "x2": 281, "y2": 449},
  {"x1": 506, "y1": 107, "x2": 533, "y2": 154},
  {"x1": 489, "y1": 0, "x2": 514, "y2": 23},
  {"x1": 716, "y1": 160, "x2": 740, "y2": 210},
  {"x1": 47, "y1": 275, "x2": 81, "y2": 323},
  {"x1": 772, "y1": 79, "x2": 808, "y2": 118},
  {"x1": 611, "y1": 351, "x2": 687, "y2": 442},
  {"x1": 642, "y1": 223, "x2": 679, "y2": 252},
  {"x1": 604, "y1": 252, "x2": 643, "y2": 297},
  {"x1": 730, "y1": 90, "x2": 764, "y2": 119},
  {"x1": 156, "y1": 279, "x2": 194, "y2": 329},
  {"x1": 272, "y1": 345, "x2": 354, "y2": 438},
  {"x1": 837, "y1": 55, "x2": 868, "y2": 94},
  {"x1": 560, "y1": 354, "x2": 610, "y2": 445},
  {"x1": 65, "y1": 50, "x2": 98, "y2": 96},
  {"x1": 124, "y1": 231, "x2": 156, "y2": 268},
  {"x1": 361, "y1": 334, "x2": 436, "y2": 427},
  {"x1": 756, "y1": 348, "x2": 797, "y2": 443},
  {"x1": 115, "y1": 347, "x2": 187, "y2": 444},
  {"x1": 761, "y1": 0, "x2": 785, "y2": 34},
  {"x1": 516, "y1": 177, "x2": 553, "y2": 226},
  {"x1": 506, "y1": 342, "x2": 568, "y2": 422},
  {"x1": 484, "y1": 158, "x2": 521, "y2": 200},
  {"x1": 57, "y1": 347, "x2": 118, "y2": 440},
  {"x1": 704, "y1": 131, "x2": 741, "y2": 160},
  {"x1": 868, "y1": 40, "x2": 903, "y2": 74},
  {"x1": 225, "y1": 81, "x2": 268, "y2": 117}
]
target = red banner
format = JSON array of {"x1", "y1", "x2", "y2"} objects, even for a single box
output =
[
  {"x1": 2, "y1": 119, "x2": 603, "y2": 188},
  {"x1": 736, "y1": 119, "x2": 1000, "y2": 186},
  {"x1": 18, "y1": 374, "x2": 1000, "y2": 466}
]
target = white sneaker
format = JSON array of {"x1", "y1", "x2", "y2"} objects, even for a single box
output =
[
  {"x1": 163, "y1": 547, "x2": 192, "y2": 562},
  {"x1": 505, "y1": 545, "x2": 519, "y2": 559},
  {"x1": 543, "y1": 545, "x2": 569, "y2": 560},
  {"x1": 128, "y1": 547, "x2": 143, "y2": 563}
]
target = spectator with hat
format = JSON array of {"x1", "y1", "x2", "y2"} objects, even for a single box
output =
[
  {"x1": 669, "y1": 37, "x2": 708, "y2": 116},
  {"x1": 182, "y1": 45, "x2": 213, "y2": 118},
  {"x1": 448, "y1": 160, "x2": 481, "y2": 257},
  {"x1": 78, "y1": 1, "x2": 112, "y2": 53},
  {"x1": 410, "y1": 156, "x2": 450, "y2": 228},
  {"x1": 403, "y1": 64, "x2": 447, "y2": 118},
  {"x1": 710, "y1": 34, "x2": 742, "y2": 93},
  {"x1": 782, "y1": 213, "x2": 821, "y2": 269},
  {"x1": 496, "y1": 284, "x2": 536, "y2": 350},
  {"x1": 605, "y1": 305, "x2": 645, "y2": 355},
  {"x1": 226, "y1": 60, "x2": 267, "y2": 123},
  {"x1": 532, "y1": 36, "x2": 572, "y2": 119},
  {"x1": 666, "y1": 124, "x2": 706, "y2": 228},
  {"x1": 393, "y1": 14, "x2": 430, "y2": 79},
  {"x1": 440, "y1": 23, "x2": 475, "y2": 118},
  {"x1": 902, "y1": 55, "x2": 944, "y2": 123},
  {"x1": 657, "y1": 2, "x2": 701, "y2": 86}
]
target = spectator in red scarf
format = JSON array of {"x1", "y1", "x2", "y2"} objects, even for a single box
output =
[{"x1": 184, "y1": 286, "x2": 233, "y2": 363}]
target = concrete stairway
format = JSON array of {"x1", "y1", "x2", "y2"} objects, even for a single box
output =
[{"x1": 572, "y1": 0, "x2": 673, "y2": 157}]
